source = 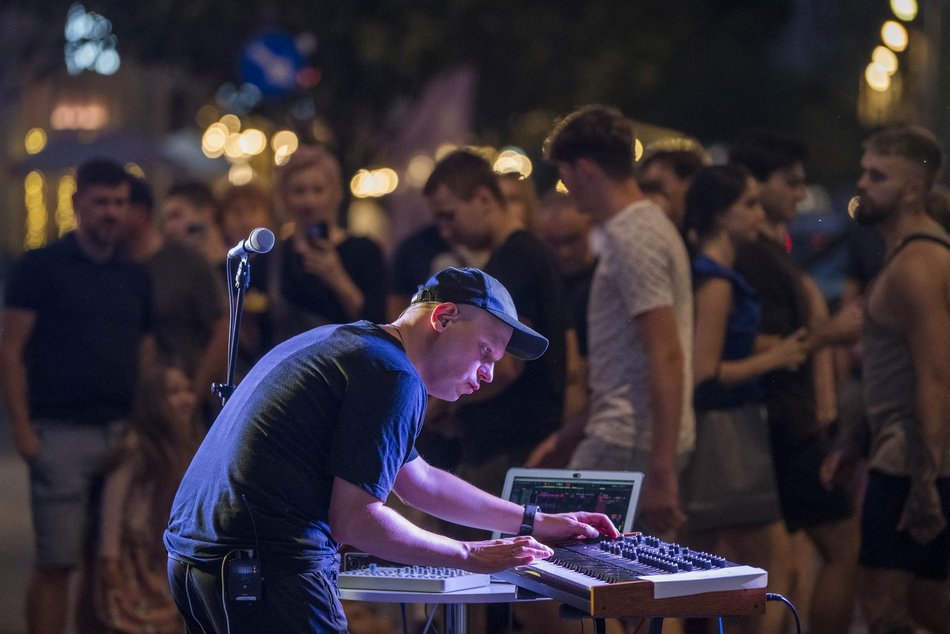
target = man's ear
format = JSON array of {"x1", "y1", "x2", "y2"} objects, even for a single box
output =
[
  {"x1": 575, "y1": 157, "x2": 602, "y2": 179},
  {"x1": 431, "y1": 302, "x2": 461, "y2": 331},
  {"x1": 473, "y1": 184, "x2": 499, "y2": 209},
  {"x1": 903, "y1": 172, "x2": 929, "y2": 208}
]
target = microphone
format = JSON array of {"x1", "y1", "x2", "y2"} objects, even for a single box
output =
[{"x1": 228, "y1": 227, "x2": 275, "y2": 259}]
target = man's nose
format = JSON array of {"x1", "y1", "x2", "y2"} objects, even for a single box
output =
[{"x1": 477, "y1": 363, "x2": 494, "y2": 384}]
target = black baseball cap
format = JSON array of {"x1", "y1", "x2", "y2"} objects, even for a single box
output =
[{"x1": 411, "y1": 267, "x2": 549, "y2": 360}]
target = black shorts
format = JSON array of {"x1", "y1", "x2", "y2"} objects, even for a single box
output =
[
  {"x1": 859, "y1": 470, "x2": 950, "y2": 580},
  {"x1": 772, "y1": 429, "x2": 853, "y2": 531}
]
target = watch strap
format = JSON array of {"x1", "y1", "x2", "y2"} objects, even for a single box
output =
[{"x1": 518, "y1": 504, "x2": 539, "y2": 536}]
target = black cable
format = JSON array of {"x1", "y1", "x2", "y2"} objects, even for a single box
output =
[
  {"x1": 766, "y1": 592, "x2": 802, "y2": 634},
  {"x1": 400, "y1": 603, "x2": 408, "y2": 634},
  {"x1": 241, "y1": 494, "x2": 263, "y2": 575}
]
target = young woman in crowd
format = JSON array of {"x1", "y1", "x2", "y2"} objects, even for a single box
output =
[
  {"x1": 681, "y1": 164, "x2": 808, "y2": 633},
  {"x1": 96, "y1": 362, "x2": 204, "y2": 634},
  {"x1": 269, "y1": 144, "x2": 388, "y2": 342}
]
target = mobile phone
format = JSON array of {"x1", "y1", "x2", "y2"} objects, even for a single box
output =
[{"x1": 307, "y1": 221, "x2": 328, "y2": 245}]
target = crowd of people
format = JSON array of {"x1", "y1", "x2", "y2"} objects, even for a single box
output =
[{"x1": 1, "y1": 103, "x2": 948, "y2": 634}]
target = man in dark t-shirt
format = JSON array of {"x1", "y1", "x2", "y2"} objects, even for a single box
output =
[
  {"x1": 0, "y1": 159, "x2": 153, "y2": 634},
  {"x1": 164, "y1": 267, "x2": 617, "y2": 633},
  {"x1": 423, "y1": 152, "x2": 566, "y2": 519},
  {"x1": 122, "y1": 175, "x2": 228, "y2": 405}
]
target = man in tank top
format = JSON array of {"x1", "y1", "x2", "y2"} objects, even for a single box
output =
[{"x1": 852, "y1": 125, "x2": 950, "y2": 633}]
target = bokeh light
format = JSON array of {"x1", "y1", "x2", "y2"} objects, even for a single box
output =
[
  {"x1": 890, "y1": 0, "x2": 918, "y2": 21},
  {"x1": 493, "y1": 148, "x2": 533, "y2": 177},
  {"x1": 435, "y1": 144, "x2": 458, "y2": 161},
  {"x1": 224, "y1": 132, "x2": 244, "y2": 159},
  {"x1": 55, "y1": 175, "x2": 77, "y2": 236},
  {"x1": 24, "y1": 128, "x2": 47, "y2": 155},
  {"x1": 872, "y1": 46, "x2": 899, "y2": 75},
  {"x1": 201, "y1": 122, "x2": 228, "y2": 158},
  {"x1": 24, "y1": 171, "x2": 48, "y2": 250},
  {"x1": 881, "y1": 21, "x2": 909, "y2": 52},
  {"x1": 406, "y1": 154, "x2": 435, "y2": 188},
  {"x1": 228, "y1": 163, "x2": 254, "y2": 185},
  {"x1": 865, "y1": 62, "x2": 891, "y2": 92},
  {"x1": 124, "y1": 163, "x2": 145, "y2": 179},
  {"x1": 219, "y1": 114, "x2": 242, "y2": 133},
  {"x1": 238, "y1": 129, "x2": 267, "y2": 155},
  {"x1": 271, "y1": 130, "x2": 299, "y2": 166},
  {"x1": 350, "y1": 168, "x2": 399, "y2": 198}
]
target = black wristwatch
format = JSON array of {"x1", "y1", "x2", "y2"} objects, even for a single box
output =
[{"x1": 518, "y1": 504, "x2": 539, "y2": 536}]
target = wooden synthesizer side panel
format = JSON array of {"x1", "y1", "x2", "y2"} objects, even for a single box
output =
[{"x1": 589, "y1": 581, "x2": 766, "y2": 618}]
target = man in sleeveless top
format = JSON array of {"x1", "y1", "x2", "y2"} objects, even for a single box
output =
[{"x1": 852, "y1": 125, "x2": 950, "y2": 633}]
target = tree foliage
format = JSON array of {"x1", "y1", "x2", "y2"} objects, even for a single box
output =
[{"x1": 15, "y1": 0, "x2": 891, "y2": 184}]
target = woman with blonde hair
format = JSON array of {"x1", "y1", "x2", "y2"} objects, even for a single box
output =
[{"x1": 270, "y1": 144, "x2": 387, "y2": 342}]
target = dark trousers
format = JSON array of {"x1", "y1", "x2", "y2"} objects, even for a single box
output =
[{"x1": 167, "y1": 557, "x2": 348, "y2": 633}]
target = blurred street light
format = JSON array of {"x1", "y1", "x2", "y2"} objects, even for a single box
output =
[
  {"x1": 882, "y1": 20, "x2": 909, "y2": 51},
  {"x1": 24, "y1": 128, "x2": 47, "y2": 155},
  {"x1": 865, "y1": 62, "x2": 892, "y2": 91},
  {"x1": 872, "y1": 46, "x2": 899, "y2": 74},
  {"x1": 891, "y1": 0, "x2": 919, "y2": 21}
]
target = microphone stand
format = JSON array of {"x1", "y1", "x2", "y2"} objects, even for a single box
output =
[{"x1": 212, "y1": 254, "x2": 251, "y2": 406}]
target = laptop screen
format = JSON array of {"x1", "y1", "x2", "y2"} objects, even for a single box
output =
[{"x1": 493, "y1": 468, "x2": 643, "y2": 539}]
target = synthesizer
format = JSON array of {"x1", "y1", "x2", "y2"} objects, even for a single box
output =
[{"x1": 494, "y1": 534, "x2": 767, "y2": 618}]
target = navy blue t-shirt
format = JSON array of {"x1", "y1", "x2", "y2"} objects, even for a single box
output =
[
  {"x1": 164, "y1": 322, "x2": 426, "y2": 575},
  {"x1": 4, "y1": 232, "x2": 152, "y2": 423},
  {"x1": 691, "y1": 255, "x2": 766, "y2": 411}
]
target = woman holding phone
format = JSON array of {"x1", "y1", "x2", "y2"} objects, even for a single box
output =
[{"x1": 271, "y1": 144, "x2": 387, "y2": 342}]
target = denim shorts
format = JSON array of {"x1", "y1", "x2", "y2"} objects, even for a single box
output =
[{"x1": 28, "y1": 419, "x2": 124, "y2": 567}]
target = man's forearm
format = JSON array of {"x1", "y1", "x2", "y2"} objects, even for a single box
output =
[
  {"x1": 0, "y1": 349, "x2": 31, "y2": 434},
  {"x1": 648, "y1": 353, "x2": 683, "y2": 471},
  {"x1": 394, "y1": 461, "x2": 523, "y2": 534},
  {"x1": 914, "y1": 378, "x2": 950, "y2": 484},
  {"x1": 194, "y1": 318, "x2": 229, "y2": 401},
  {"x1": 337, "y1": 496, "x2": 469, "y2": 567}
]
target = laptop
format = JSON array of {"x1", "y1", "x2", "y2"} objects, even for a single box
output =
[{"x1": 492, "y1": 468, "x2": 644, "y2": 539}]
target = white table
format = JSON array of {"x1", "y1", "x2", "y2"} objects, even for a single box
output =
[{"x1": 339, "y1": 581, "x2": 543, "y2": 633}]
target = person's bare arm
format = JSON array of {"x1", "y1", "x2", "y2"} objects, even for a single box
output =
[
  {"x1": 193, "y1": 315, "x2": 229, "y2": 402},
  {"x1": 635, "y1": 305, "x2": 686, "y2": 534},
  {"x1": 391, "y1": 457, "x2": 617, "y2": 540},
  {"x1": 0, "y1": 308, "x2": 39, "y2": 462},
  {"x1": 889, "y1": 249, "x2": 950, "y2": 543},
  {"x1": 329, "y1": 464, "x2": 572, "y2": 573},
  {"x1": 694, "y1": 278, "x2": 807, "y2": 386},
  {"x1": 801, "y1": 274, "x2": 838, "y2": 425}
]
